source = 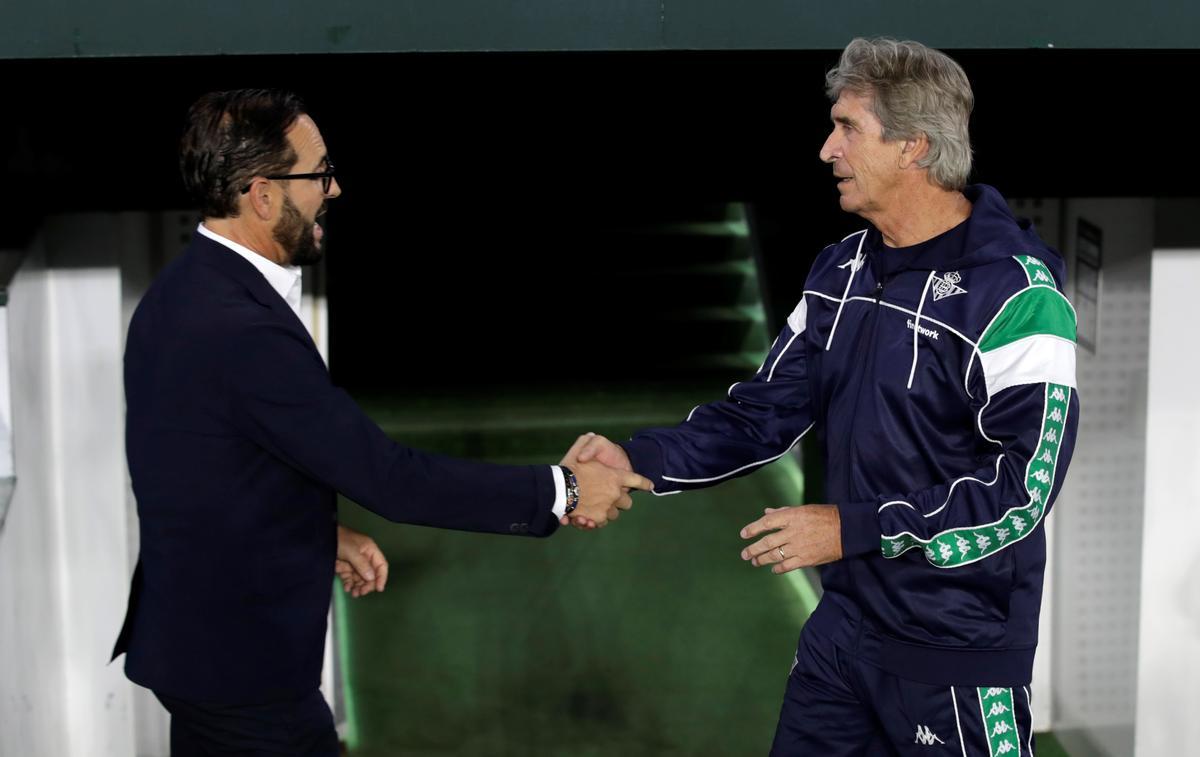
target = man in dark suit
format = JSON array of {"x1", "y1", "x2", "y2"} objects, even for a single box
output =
[{"x1": 112, "y1": 89, "x2": 649, "y2": 757}]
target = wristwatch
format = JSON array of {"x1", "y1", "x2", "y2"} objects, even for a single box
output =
[{"x1": 561, "y1": 465, "x2": 580, "y2": 515}]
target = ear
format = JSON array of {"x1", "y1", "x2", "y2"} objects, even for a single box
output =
[
  {"x1": 242, "y1": 178, "x2": 275, "y2": 221},
  {"x1": 898, "y1": 133, "x2": 930, "y2": 169}
]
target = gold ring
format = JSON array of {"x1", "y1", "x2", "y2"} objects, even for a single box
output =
[{"x1": 777, "y1": 547, "x2": 786, "y2": 561}]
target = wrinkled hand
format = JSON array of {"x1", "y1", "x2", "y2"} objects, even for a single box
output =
[
  {"x1": 739, "y1": 505, "x2": 843, "y2": 573},
  {"x1": 559, "y1": 433, "x2": 652, "y2": 530},
  {"x1": 573, "y1": 432, "x2": 632, "y2": 472},
  {"x1": 336, "y1": 524, "x2": 389, "y2": 598}
]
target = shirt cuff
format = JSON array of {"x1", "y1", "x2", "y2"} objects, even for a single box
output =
[
  {"x1": 838, "y1": 501, "x2": 882, "y2": 558},
  {"x1": 550, "y1": 465, "x2": 567, "y2": 520}
]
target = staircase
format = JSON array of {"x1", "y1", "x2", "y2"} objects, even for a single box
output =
[
  {"x1": 358, "y1": 201, "x2": 774, "y2": 461},
  {"x1": 585, "y1": 201, "x2": 771, "y2": 380}
]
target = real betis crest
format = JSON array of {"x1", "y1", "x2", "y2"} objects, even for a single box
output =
[{"x1": 932, "y1": 271, "x2": 967, "y2": 301}]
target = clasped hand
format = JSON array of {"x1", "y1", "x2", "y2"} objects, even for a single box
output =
[
  {"x1": 556, "y1": 434, "x2": 844, "y2": 572},
  {"x1": 558, "y1": 432, "x2": 652, "y2": 530}
]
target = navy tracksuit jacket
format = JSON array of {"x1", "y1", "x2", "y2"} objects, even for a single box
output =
[{"x1": 624, "y1": 184, "x2": 1079, "y2": 689}]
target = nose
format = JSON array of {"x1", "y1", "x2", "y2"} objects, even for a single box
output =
[
  {"x1": 326, "y1": 177, "x2": 342, "y2": 199},
  {"x1": 819, "y1": 128, "x2": 839, "y2": 164}
]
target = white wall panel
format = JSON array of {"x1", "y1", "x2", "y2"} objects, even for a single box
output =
[
  {"x1": 0, "y1": 239, "x2": 72, "y2": 757},
  {"x1": 0, "y1": 216, "x2": 139, "y2": 757},
  {"x1": 1051, "y1": 199, "x2": 1154, "y2": 756},
  {"x1": 1134, "y1": 247, "x2": 1200, "y2": 755}
]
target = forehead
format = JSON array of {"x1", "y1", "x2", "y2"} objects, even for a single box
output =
[
  {"x1": 830, "y1": 90, "x2": 878, "y2": 123},
  {"x1": 286, "y1": 114, "x2": 328, "y2": 163}
]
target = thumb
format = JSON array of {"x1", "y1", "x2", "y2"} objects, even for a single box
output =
[
  {"x1": 560, "y1": 432, "x2": 595, "y2": 465},
  {"x1": 577, "y1": 436, "x2": 605, "y2": 463},
  {"x1": 343, "y1": 544, "x2": 376, "y2": 582}
]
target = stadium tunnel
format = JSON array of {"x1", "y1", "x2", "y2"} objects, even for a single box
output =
[{"x1": 3, "y1": 36, "x2": 1200, "y2": 757}]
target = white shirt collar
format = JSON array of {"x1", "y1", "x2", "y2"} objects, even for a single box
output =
[{"x1": 197, "y1": 223, "x2": 303, "y2": 317}]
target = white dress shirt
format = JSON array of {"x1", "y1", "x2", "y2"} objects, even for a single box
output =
[{"x1": 197, "y1": 223, "x2": 303, "y2": 318}]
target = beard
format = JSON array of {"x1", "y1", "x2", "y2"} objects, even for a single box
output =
[{"x1": 273, "y1": 194, "x2": 324, "y2": 266}]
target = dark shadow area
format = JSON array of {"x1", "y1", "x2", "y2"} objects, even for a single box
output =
[{"x1": 3, "y1": 48, "x2": 1194, "y2": 393}]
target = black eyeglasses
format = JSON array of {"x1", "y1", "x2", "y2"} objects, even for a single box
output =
[{"x1": 240, "y1": 160, "x2": 336, "y2": 194}]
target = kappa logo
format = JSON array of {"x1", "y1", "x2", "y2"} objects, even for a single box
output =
[
  {"x1": 931, "y1": 271, "x2": 967, "y2": 301},
  {"x1": 914, "y1": 725, "x2": 945, "y2": 745}
]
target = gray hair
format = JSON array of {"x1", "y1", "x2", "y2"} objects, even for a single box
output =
[{"x1": 825, "y1": 38, "x2": 974, "y2": 190}]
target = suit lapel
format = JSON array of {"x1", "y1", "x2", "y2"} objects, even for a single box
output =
[{"x1": 186, "y1": 233, "x2": 322, "y2": 357}]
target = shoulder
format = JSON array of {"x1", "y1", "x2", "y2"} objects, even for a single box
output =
[
  {"x1": 133, "y1": 255, "x2": 293, "y2": 363},
  {"x1": 806, "y1": 229, "x2": 870, "y2": 291},
  {"x1": 971, "y1": 255, "x2": 1074, "y2": 344},
  {"x1": 970, "y1": 255, "x2": 1077, "y2": 397},
  {"x1": 979, "y1": 261, "x2": 1075, "y2": 353}
]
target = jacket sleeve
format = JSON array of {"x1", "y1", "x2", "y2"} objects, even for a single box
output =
[
  {"x1": 621, "y1": 298, "x2": 814, "y2": 494},
  {"x1": 223, "y1": 319, "x2": 559, "y2": 537},
  {"x1": 840, "y1": 276, "x2": 1079, "y2": 567}
]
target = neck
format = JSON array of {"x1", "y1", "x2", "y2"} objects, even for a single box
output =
[
  {"x1": 203, "y1": 218, "x2": 288, "y2": 266},
  {"x1": 870, "y1": 182, "x2": 972, "y2": 248}
]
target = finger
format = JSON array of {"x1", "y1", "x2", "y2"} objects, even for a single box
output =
[
  {"x1": 748, "y1": 540, "x2": 784, "y2": 567},
  {"x1": 560, "y1": 433, "x2": 595, "y2": 465},
  {"x1": 764, "y1": 506, "x2": 786, "y2": 514},
  {"x1": 343, "y1": 544, "x2": 377, "y2": 583},
  {"x1": 607, "y1": 507, "x2": 619, "y2": 522},
  {"x1": 740, "y1": 534, "x2": 778, "y2": 562},
  {"x1": 773, "y1": 556, "x2": 806, "y2": 575},
  {"x1": 615, "y1": 493, "x2": 633, "y2": 510},
  {"x1": 750, "y1": 541, "x2": 789, "y2": 568},
  {"x1": 373, "y1": 554, "x2": 389, "y2": 592},
  {"x1": 560, "y1": 515, "x2": 570, "y2": 527},
  {"x1": 620, "y1": 471, "x2": 654, "y2": 491},
  {"x1": 740, "y1": 514, "x2": 781, "y2": 540}
]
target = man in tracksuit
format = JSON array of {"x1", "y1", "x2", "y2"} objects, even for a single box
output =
[{"x1": 570, "y1": 38, "x2": 1078, "y2": 755}]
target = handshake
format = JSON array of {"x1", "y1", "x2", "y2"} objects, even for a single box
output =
[
  {"x1": 337, "y1": 432, "x2": 845, "y2": 597},
  {"x1": 557, "y1": 432, "x2": 651, "y2": 530},
  {"x1": 336, "y1": 432, "x2": 649, "y2": 596},
  {"x1": 551, "y1": 434, "x2": 845, "y2": 571}
]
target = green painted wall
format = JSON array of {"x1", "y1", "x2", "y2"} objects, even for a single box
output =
[{"x1": 2, "y1": 0, "x2": 1198, "y2": 59}]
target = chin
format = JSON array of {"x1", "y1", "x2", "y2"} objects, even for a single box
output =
[{"x1": 289, "y1": 240, "x2": 325, "y2": 267}]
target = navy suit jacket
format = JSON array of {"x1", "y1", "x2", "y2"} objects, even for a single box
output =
[{"x1": 114, "y1": 231, "x2": 558, "y2": 704}]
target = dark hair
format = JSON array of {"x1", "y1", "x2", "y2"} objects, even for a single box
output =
[{"x1": 179, "y1": 89, "x2": 306, "y2": 218}]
